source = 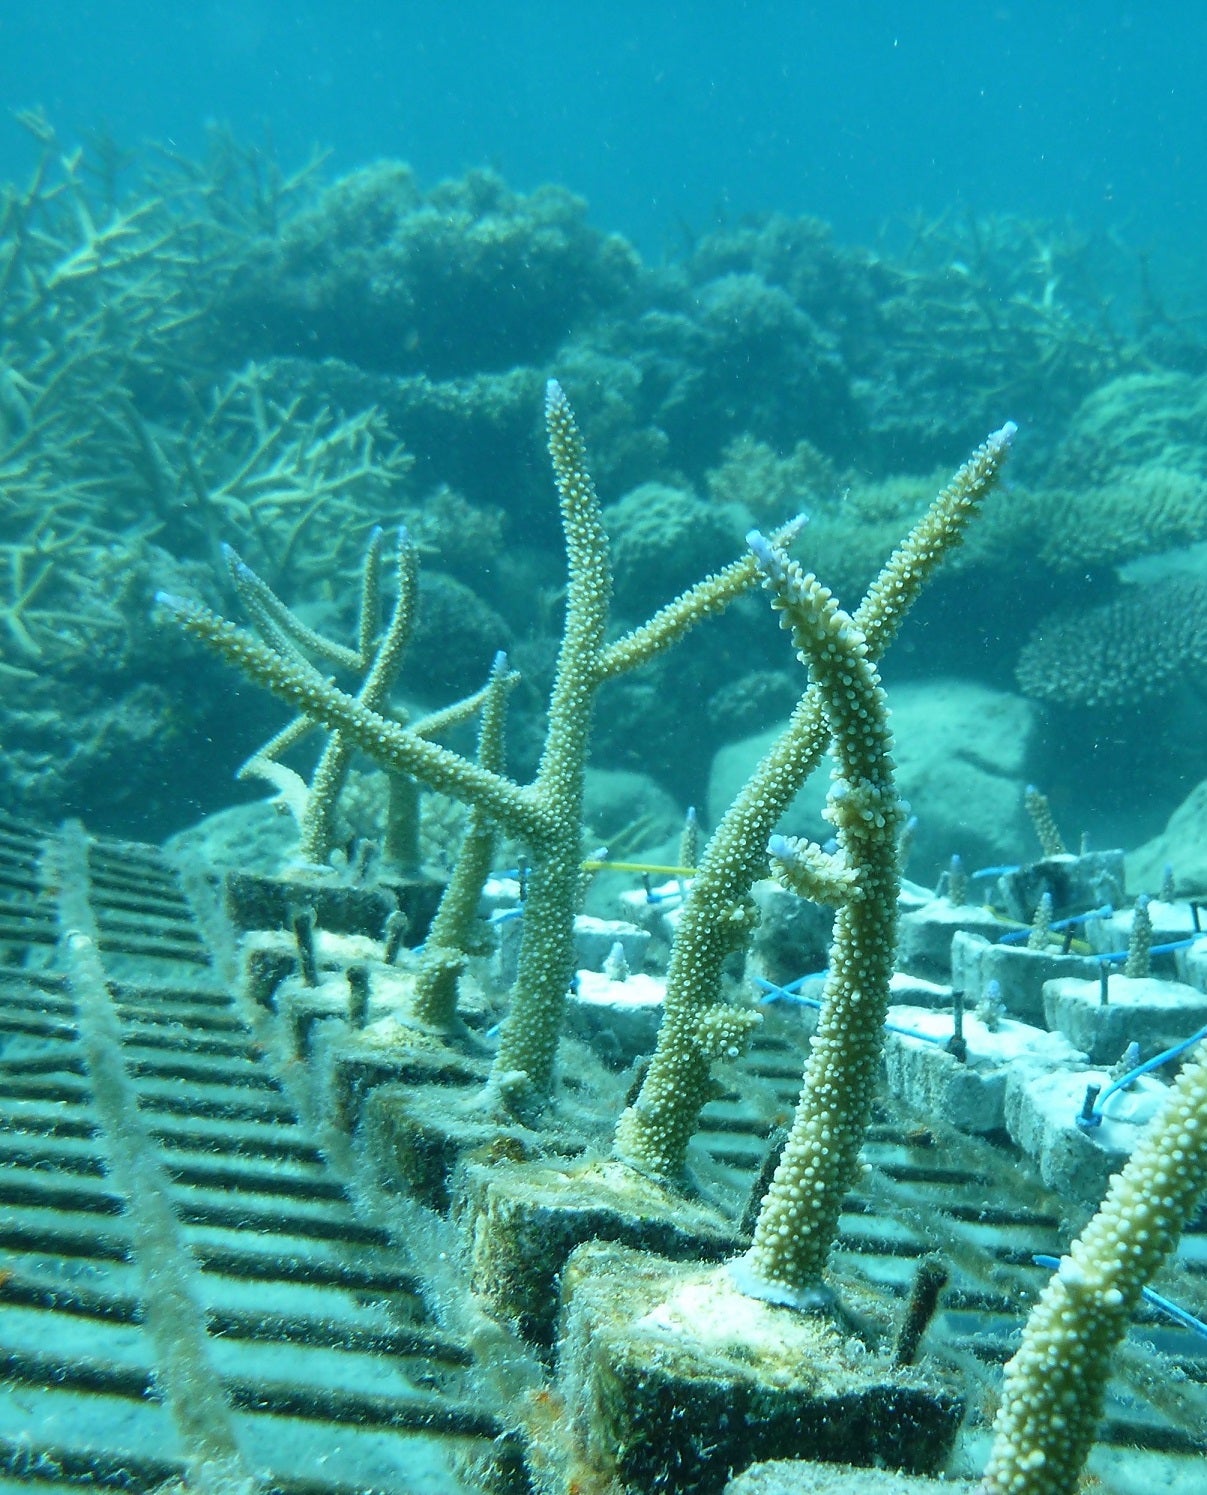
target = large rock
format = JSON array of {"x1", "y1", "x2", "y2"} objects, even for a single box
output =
[
  {"x1": 708, "y1": 679, "x2": 1037, "y2": 884},
  {"x1": 1128, "y1": 775, "x2": 1207, "y2": 896}
]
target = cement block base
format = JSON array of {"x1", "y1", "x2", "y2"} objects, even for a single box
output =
[
  {"x1": 1043, "y1": 973, "x2": 1207, "y2": 1064},
  {"x1": 565, "y1": 968, "x2": 666, "y2": 1066},
  {"x1": 556, "y1": 1243, "x2": 963, "y2": 1495},
  {"x1": 725, "y1": 1461, "x2": 976, "y2": 1495},
  {"x1": 359, "y1": 1079, "x2": 532, "y2": 1211},
  {"x1": 455, "y1": 1158, "x2": 737, "y2": 1346},
  {"x1": 1083, "y1": 897, "x2": 1200, "y2": 961},
  {"x1": 883, "y1": 1005, "x2": 1083, "y2": 1135},
  {"x1": 224, "y1": 865, "x2": 443, "y2": 940},
  {"x1": 896, "y1": 899, "x2": 1003, "y2": 983},
  {"x1": 995, "y1": 850, "x2": 1125, "y2": 924},
  {"x1": 1003, "y1": 1062, "x2": 1168, "y2": 1209},
  {"x1": 321, "y1": 1030, "x2": 489, "y2": 1139},
  {"x1": 951, "y1": 930, "x2": 1099, "y2": 1027},
  {"x1": 1177, "y1": 934, "x2": 1207, "y2": 993}
]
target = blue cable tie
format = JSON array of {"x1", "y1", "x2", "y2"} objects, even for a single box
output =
[
  {"x1": 754, "y1": 973, "x2": 825, "y2": 1007},
  {"x1": 753, "y1": 975, "x2": 949, "y2": 1044},
  {"x1": 997, "y1": 904, "x2": 1114, "y2": 946},
  {"x1": 1138, "y1": 1285, "x2": 1207, "y2": 1342},
  {"x1": 1093, "y1": 937, "x2": 1197, "y2": 963},
  {"x1": 642, "y1": 874, "x2": 681, "y2": 906},
  {"x1": 1033, "y1": 1255, "x2": 1207, "y2": 1342},
  {"x1": 1077, "y1": 1022, "x2": 1207, "y2": 1130}
]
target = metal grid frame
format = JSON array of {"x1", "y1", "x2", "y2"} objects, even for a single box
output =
[{"x1": 0, "y1": 810, "x2": 1203, "y2": 1492}]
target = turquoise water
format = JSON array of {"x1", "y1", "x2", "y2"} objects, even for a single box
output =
[
  {"x1": 1, "y1": 8, "x2": 1206, "y2": 1494},
  {"x1": 2, "y1": 3, "x2": 1205, "y2": 265}
]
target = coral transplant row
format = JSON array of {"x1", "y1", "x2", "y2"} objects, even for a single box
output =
[
  {"x1": 4, "y1": 119, "x2": 1206, "y2": 1493},
  {"x1": 158, "y1": 381, "x2": 1206, "y2": 1495}
]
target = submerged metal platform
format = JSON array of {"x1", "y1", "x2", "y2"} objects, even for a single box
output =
[
  {"x1": 0, "y1": 810, "x2": 1203, "y2": 1493},
  {"x1": 0, "y1": 813, "x2": 519, "y2": 1495}
]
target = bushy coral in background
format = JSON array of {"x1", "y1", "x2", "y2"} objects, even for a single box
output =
[
  {"x1": 604, "y1": 480, "x2": 746, "y2": 619},
  {"x1": 1047, "y1": 370, "x2": 1207, "y2": 487},
  {"x1": 704, "y1": 433, "x2": 838, "y2": 527},
  {"x1": 1038, "y1": 372, "x2": 1207, "y2": 571},
  {"x1": 1017, "y1": 574, "x2": 1207, "y2": 710},
  {"x1": 3, "y1": 117, "x2": 1204, "y2": 844},
  {"x1": 215, "y1": 163, "x2": 642, "y2": 378}
]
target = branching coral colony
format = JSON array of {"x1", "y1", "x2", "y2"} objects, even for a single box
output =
[
  {"x1": 161, "y1": 380, "x2": 788, "y2": 1110},
  {"x1": 160, "y1": 388, "x2": 1207, "y2": 1495}
]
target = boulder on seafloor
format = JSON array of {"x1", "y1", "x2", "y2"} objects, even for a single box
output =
[
  {"x1": 708, "y1": 678, "x2": 1037, "y2": 884},
  {"x1": 1128, "y1": 775, "x2": 1207, "y2": 897}
]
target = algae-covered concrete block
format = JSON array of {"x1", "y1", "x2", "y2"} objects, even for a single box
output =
[
  {"x1": 883, "y1": 1005, "x2": 1084, "y2": 1135},
  {"x1": 224, "y1": 865, "x2": 441, "y2": 939},
  {"x1": 557, "y1": 1243, "x2": 963, "y2": 1495},
  {"x1": 239, "y1": 928, "x2": 298, "y2": 1010},
  {"x1": 951, "y1": 930, "x2": 1099, "y2": 1027},
  {"x1": 995, "y1": 851, "x2": 1125, "y2": 924},
  {"x1": 566, "y1": 968, "x2": 665, "y2": 1065},
  {"x1": 896, "y1": 900, "x2": 1003, "y2": 982},
  {"x1": 1003, "y1": 1062, "x2": 1167, "y2": 1209},
  {"x1": 725, "y1": 1461, "x2": 976, "y2": 1495},
  {"x1": 360, "y1": 1078, "x2": 522, "y2": 1211},
  {"x1": 318, "y1": 1025, "x2": 488, "y2": 1139},
  {"x1": 455, "y1": 1158, "x2": 736, "y2": 1346},
  {"x1": 1043, "y1": 973, "x2": 1207, "y2": 1064}
]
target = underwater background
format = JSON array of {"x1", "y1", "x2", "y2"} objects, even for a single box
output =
[
  {"x1": 2, "y1": 8, "x2": 1207, "y2": 1494},
  {"x1": 1, "y1": 0, "x2": 1206, "y2": 879}
]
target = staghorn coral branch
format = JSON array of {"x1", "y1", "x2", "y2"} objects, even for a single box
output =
[
  {"x1": 854, "y1": 421, "x2": 1018, "y2": 656},
  {"x1": 224, "y1": 524, "x2": 450, "y2": 864},
  {"x1": 980, "y1": 1044, "x2": 1207, "y2": 1495},
  {"x1": 614, "y1": 421, "x2": 1016, "y2": 1183},
  {"x1": 483, "y1": 378, "x2": 614, "y2": 1106},
  {"x1": 411, "y1": 650, "x2": 519, "y2": 1030},
  {"x1": 409, "y1": 680, "x2": 497, "y2": 740},
  {"x1": 733, "y1": 528, "x2": 902, "y2": 1302},
  {"x1": 225, "y1": 543, "x2": 362, "y2": 672},
  {"x1": 599, "y1": 513, "x2": 807, "y2": 680},
  {"x1": 156, "y1": 588, "x2": 552, "y2": 849},
  {"x1": 293, "y1": 526, "x2": 419, "y2": 862},
  {"x1": 163, "y1": 381, "x2": 768, "y2": 1114},
  {"x1": 766, "y1": 831, "x2": 859, "y2": 909},
  {"x1": 356, "y1": 523, "x2": 385, "y2": 665}
]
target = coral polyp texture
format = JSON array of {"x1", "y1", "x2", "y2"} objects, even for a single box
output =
[
  {"x1": 612, "y1": 423, "x2": 1017, "y2": 1183},
  {"x1": 734, "y1": 528, "x2": 904, "y2": 1302},
  {"x1": 1016, "y1": 573, "x2": 1207, "y2": 710},
  {"x1": 982, "y1": 1043, "x2": 1207, "y2": 1495}
]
